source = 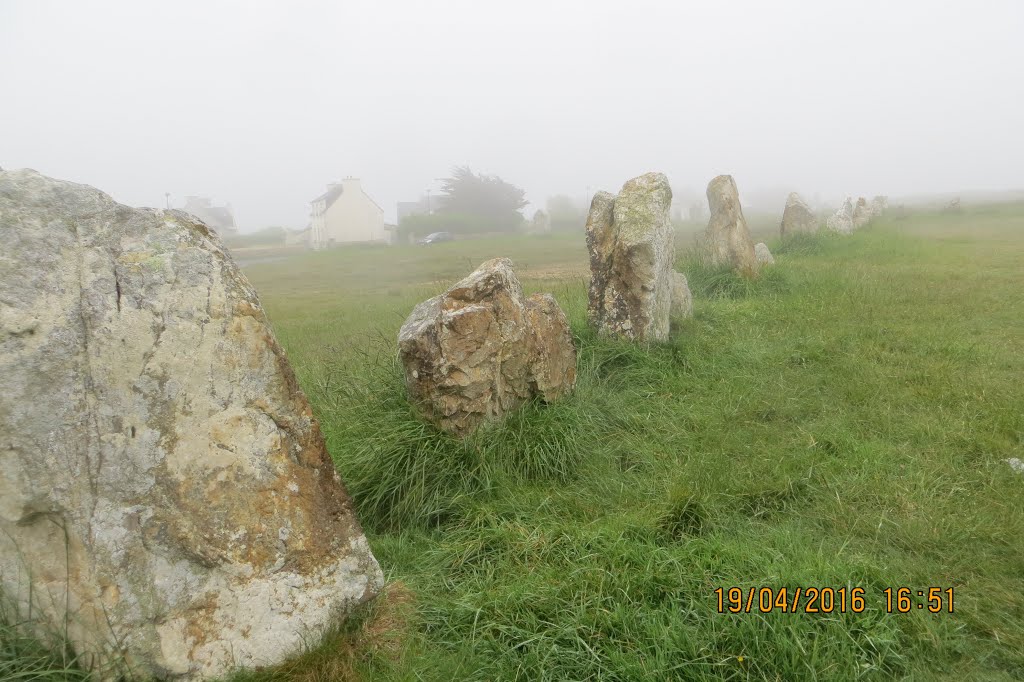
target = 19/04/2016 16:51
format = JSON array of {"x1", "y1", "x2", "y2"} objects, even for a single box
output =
[{"x1": 884, "y1": 587, "x2": 955, "y2": 613}]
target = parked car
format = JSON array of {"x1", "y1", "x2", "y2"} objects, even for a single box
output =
[{"x1": 417, "y1": 231, "x2": 455, "y2": 245}]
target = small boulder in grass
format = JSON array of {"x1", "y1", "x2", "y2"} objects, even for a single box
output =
[
  {"x1": 754, "y1": 242, "x2": 775, "y2": 266},
  {"x1": 670, "y1": 271, "x2": 693, "y2": 320},
  {"x1": 398, "y1": 257, "x2": 576, "y2": 437}
]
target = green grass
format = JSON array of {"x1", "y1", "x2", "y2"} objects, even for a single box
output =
[
  {"x1": 236, "y1": 204, "x2": 1024, "y2": 681},
  {"x1": 5, "y1": 205, "x2": 1023, "y2": 680}
]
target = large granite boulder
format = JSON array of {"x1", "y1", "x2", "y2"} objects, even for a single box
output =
[
  {"x1": 585, "y1": 172, "x2": 676, "y2": 341},
  {"x1": 398, "y1": 258, "x2": 576, "y2": 437},
  {"x1": 0, "y1": 170, "x2": 383, "y2": 680},
  {"x1": 754, "y1": 242, "x2": 775, "y2": 265},
  {"x1": 703, "y1": 175, "x2": 758, "y2": 275},
  {"x1": 779, "y1": 192, "x2": 817, "y2": 236},
  {"x1": 826, "y1": 197, "x2": 854, "y2": 234}
]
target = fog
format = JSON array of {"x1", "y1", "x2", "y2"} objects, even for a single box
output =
[{"x1": 2, "y1": 0, "x2": 1022, "y2": 229}]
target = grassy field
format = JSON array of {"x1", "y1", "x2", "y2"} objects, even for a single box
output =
[
  {"x1": 223, "y1": 204, "x2": 1024, "y2": 681},
  {"x1": 4, "y1": 205, "x2": 1023, "y2": 681}
]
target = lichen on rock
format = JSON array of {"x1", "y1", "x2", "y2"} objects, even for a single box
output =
[
  {"x1": 0, "y1": 169, "x2": 383, "y2": 680},
  {"x1": 585, "y1": 172, "x2": 676, "y2": 341},
  {"x1": 397, "y1": 257, "x2": 576, "y2": 437}
]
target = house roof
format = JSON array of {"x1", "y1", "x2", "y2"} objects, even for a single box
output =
[
  {"x1": 312, "y1": 181, "x2": 384, "y2": 213},
  {"x1": 313, "y1": 184, "x2": 344, "y2": 207},
  {"x1": 202, "y1": 206, "x2": 235, "y2": 229}
]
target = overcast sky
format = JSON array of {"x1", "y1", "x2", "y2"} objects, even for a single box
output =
[{"x1": 2, "y1": 0, "x2": 1022, "y2": 228}]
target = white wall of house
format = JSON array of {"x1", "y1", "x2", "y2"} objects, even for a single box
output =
[{"x1": 311, "y1": 178, "x2": 384, "y2": 248}]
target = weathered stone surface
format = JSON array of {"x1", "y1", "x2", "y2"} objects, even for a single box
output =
[
  {"x1": 703, "y1": 175, "x2": 758, "y2": 274},
  {"x1": 0, "y1": 169, "x2": 383, "y2": 680},
  {"x1": 826, "y1": 197, "x2": 854, "y2": 234},
  {"x1": 852, "y1": 197, "x2": 872, "y2": 229},
  {"x1": 586, "y1": 172, "x2": 676, "y2": 341},
  {"x1": 398, "y1": 258, "x2": 576, "y2": 437},
  {"x1": 779, "y1": 192, "x2": 817, "y2": 236},
  {"x1": 754, "y1": 242, "x2": 775, "y2": 265},
  {"x1": 670, "y1": 271, "x2": 693, "y2": 320}
]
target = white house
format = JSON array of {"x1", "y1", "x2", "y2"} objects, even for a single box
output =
[
  {"x1": 183, "y1": 196, "x2": 238, "y2": 237},
  {"x1": 310, "y1": 178, "x2": 385, "y2": 248}
]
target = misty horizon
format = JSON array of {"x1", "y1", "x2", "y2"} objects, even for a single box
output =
[{"x1": 2, "y1": 0, "x2": 1022, "y2": 231}]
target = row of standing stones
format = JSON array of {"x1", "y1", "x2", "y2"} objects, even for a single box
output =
[
  {"x1": 397, "y1": 171, "x2": 791, "y2": 439},
  {"x1": 396, "y1": 174, "x2": 887, "y2": 440},
  {"x1": 0, "y1": 167, "x2": 884, "y2": 679}
]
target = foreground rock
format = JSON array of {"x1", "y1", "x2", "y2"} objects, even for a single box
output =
[
  {"x1": 779, "y1": 192, "x2": 817, "y2": 236},
  {"x1": 826, "y1": 197, "x2": 854, "y2": 234},
  {"x1": 586, "y1": 172, "x2": 677, "y2": 341},
  {"x1": 703, "y1": 175, "x2": 758, "y2": 274},
  {"x1": 754, "y1": 242, "x2": 775, "y2": 265},
  {"x1": 0, "y1": 170, "x2": 383, "y2": 680},
  {"x1": 670, "y1": 271, "x2": 693, "y2": 320},
  {"x1": 398, "y1": 258, "x2": 576, "y2": 437}
]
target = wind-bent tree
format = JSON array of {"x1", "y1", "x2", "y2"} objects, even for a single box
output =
[{"x1": 435, "y1": 166, "x2": 528, "y2": 233}]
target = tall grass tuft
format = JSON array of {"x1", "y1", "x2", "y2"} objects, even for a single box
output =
[
  {"x1": 313, "y1": 342, "x2": 601, "y2": 533},
  {"x1": 0, "y1": 589, "x2": 90, "y2": 681}
]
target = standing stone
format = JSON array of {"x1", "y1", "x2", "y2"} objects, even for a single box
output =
[
  {"x1": 852, "y1": 197, "x2": 872, "y2": 228},
  {"x1": 826, "y1": 197, "x2": 854, "y2": 234},
  {"x1": 586, "y1": 172, "x2": 676, "y2": 341},
  {"x1": 398, "y1": 258, "x2": 576, "y2": 438},
  {"x1": 670, "y1": 271, "x2": 693, "y2": 320},
  {"x1": 779, "y1": 192, "x2": 817, "y2": 236},
  {"x1": 703, "y1": 175, "x2": 758, "y2": 274},
  {"x1": 0, "y1": 170, "x2": 383, "y2": 680},
  {"x1": 754, "y1": 242, "x2": 775, "y2": 265},
  {"x1": 870, "y1": 195, "x2": 888, "y2": 217},
  {"x1": 530, "y1": 209, "x2": 551, "y2": 233}
]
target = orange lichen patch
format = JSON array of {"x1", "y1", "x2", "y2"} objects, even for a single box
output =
[
  {"x1": 183, "y1": 591, "x2": 221, "y2": 655},
  {"x1": 100, "y1": 582, "x2": 121, "y2": 607},
  {"x1": 153, "y1": 404, "x2": 362, "y2": 575}
]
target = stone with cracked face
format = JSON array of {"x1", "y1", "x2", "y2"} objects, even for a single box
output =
[
  {"x1": 0, "y1": 169, "x2": 383, "y2": 680},
  {"x1": 397, "y1": 258, "x2": 576, "y2": 437},
  {"x1": 585, "y1": 172, "x2": 676, "y2": 341}
]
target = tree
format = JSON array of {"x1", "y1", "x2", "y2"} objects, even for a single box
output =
[
  {"x1": 435, "y1": 166, "x2": 528, "y2": 233},
  {"x1": 546, "y1": 194, "x2": 586, "y2": 232}
]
